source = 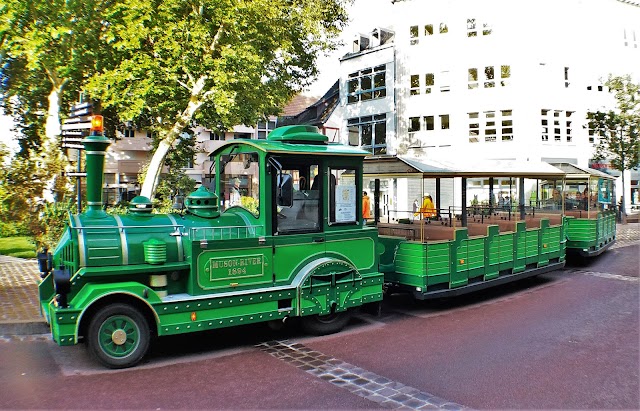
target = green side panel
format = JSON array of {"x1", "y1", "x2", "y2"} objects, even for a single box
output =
[
  {"x1": 156, "y1": 289, "x2": 296, "y2": 336},
  {"x1": 273, "y1": 234, "x2": 325, "y2": 284},
  {"x1": 466, "y1": 238, "x2": 485, "y2": 278},
  {"x1": 299, "y1": 270, "x2": 363, "y2": 316},
  {"x1": 325, "y1": 231, "x2": 378, "y2": 273},
  {"x1": 485, "y1": 225, "x2": 500, "y2": 280},
  {"x1": 566, "y1": 218, "x2": 597, "y2": 248},
  {"x1": 514, "y1": 222, "x2": 527, "y2": 273},
  {"x1": 38, "y1": 273, "x2": 55, "y2": 320},
  {"x1": 451, "y1": 229, "x2": 469, "y2": 288},
  {"x1": 525, "y1": 229, "x2": 540, "y2": 264},
  {"x1": 393, "y1": 242, "x2": 427, "y2": 287},
  {"x1": 497, "y1": 232, "x2": 515, "y2": 271},
  {"x1": 378, "y1": 235, "x2": 404, "y2": 273},
  {"x1": 426, "y1": 242, "x2": 451, "y2": 286}
]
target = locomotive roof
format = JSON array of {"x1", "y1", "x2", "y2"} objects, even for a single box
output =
[{"x1": 209, "y1": 138, "x2": 370, "y2": 157}]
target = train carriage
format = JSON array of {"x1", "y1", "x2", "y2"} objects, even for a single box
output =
[
  {"x1": 548, "y1": 163, "x2": 617, "y2": 257},
  {"x1": 364, "y1": 157, "x2": 568, "y2": 299}
]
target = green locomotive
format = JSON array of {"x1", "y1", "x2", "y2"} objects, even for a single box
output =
[{"x1": 39, "y1": 124, "x2": 383, "y2": 368}]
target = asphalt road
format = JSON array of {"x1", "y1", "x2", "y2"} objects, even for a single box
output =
[{"x1": 1, "y1": 243, "x2": 638, "y2": 410}]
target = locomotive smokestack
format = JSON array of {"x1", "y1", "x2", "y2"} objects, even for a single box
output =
[{"x1": 82, "y1": 115, "x2": 110, "y2": 218}]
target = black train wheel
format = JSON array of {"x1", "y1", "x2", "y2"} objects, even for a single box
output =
[
  {"x1": 87, "y1": 303, "x2": 150, "y2": 369},
  {"x1": 300, "y1": 310, "x2": 352, "y2": 335}
]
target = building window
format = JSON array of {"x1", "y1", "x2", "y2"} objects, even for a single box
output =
[
  {"x1": 410, "y1": 74, "x2": 420, "y2": 95},
  {"x1": 467, "y1": 18, "x2": 477, "y2": 37},
  {"x1": 209, "y1": 131, "x2": 224, "y2": 140},
  {"x1": 440, "y1": 70, "x2": 450, "y2": 92},
  {"x1": 425, "y1": 73, "x2": 435, "y2": 94},
  {"x1": 484, "y1": 66, "x2": 495, "y2": 88},
  {"x1": 501, "y1": 110, "x2": 513, "y2": 141},
  {"x1": 439, "y1": 23, "x2": 449, "y2": 34},
  {"x1": 439, "y1": 114, "x2": 450, "y2": 130},
  {"x1": 408, "y1": 116, "x2": 420, "y2": 147},
  {"x1": 347, "y1": 65, "x2": 387, "y2": 104},
  {"x1": 410, "y1": 25, "x2": 419, "y2": 45},
  {"x1": 468, "y1": 112, "x2": 479, "y2": 143},
  {"x1": 425, "y1": 24, "x2": 434, "y2": 36},
  {"x1": 483, "y1": 22, "x2": 492, "y2": 36},
  {"x1": 624, "y1": 29, "x2": 638, "y2": 48},
  {"x1": 468, "y1": 68, "x2": 478, "y2": 89},
  {"x1": 501, "y1": 65, "x2": 511, "y2": 86},
  {"x1": 424, "y1": 115, "x2": 434, "y2": 131},
  {"x1": 409, "y1": 117, "x2": 420, "y2": 133},
  {"x1": 564, "y1": 67, "x2": 570, "y2": 88},
  {"x1": 123, "y1": 128, "x2": 135, "y2": 138},
  {"x1": 347, "y1": 114, "x2": 387, "y2": 155},
  {"x1": 257, "y1": 120, "x2": 277, "y2": 139}
]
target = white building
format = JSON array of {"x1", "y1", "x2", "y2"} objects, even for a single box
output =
[{"x1": 336, "y1": 0, "x2": 640, "y2": 216}]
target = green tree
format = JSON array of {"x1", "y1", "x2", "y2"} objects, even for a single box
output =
[
  {"x1": 587, "y1": 74, "x2": 640, "y2": 216},
  {"x1": 86, "y1": 0, "x2": 351, "y2": 198},
  {"x1": 1, "y1": 0, "x2": 116, "y2": 146}
]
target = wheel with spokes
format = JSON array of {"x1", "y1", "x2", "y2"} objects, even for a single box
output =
[
  {"x1": 87, "y1": 303, "x2": 150, "y2": 369},
  {"x1": 300, "y1": 310, "x2": 352, "y2": 336}
]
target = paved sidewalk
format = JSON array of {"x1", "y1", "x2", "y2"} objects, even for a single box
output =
[{"x1": 0, "y1": 223, "x2": 638, "y2": 335}]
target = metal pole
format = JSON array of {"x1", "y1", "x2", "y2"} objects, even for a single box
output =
[
  {"x1": 461, "y1": 177, "x2": 467, "y2": 227},
  {"x1": 77, "y1": 149, "x2": 82, "y2": 212}
]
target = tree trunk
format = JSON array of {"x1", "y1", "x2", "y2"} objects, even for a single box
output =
[
  {"x1": 139, "y1": 83, "x2": 206, "y2": 199},
  {"x1": 45, "y1": 85, "x2": 62, "y2": 144}
]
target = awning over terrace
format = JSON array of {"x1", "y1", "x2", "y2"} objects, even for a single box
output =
[
  {"x1": 549, "y1": 162, "x2": 616, "y2": 180},
  {"x1": 364, "y1": 156, "x2": 566, "y2": 178}
]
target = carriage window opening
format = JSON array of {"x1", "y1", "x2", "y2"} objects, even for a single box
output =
[
  {"x1": 275, "y1": 161, "x2": 320, "y2": 234},
  {"x1": 329, "y1": 168, "x2": 358, "y2": 225},
  {"x1": 219, "y1": 152, "x2": 260, "y2": 216}
]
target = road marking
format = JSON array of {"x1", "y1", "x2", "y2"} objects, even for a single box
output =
[
  {"x1": 576, "y1": 270, "x2": 640, "y2": 283},
  {"x1": 258, "y1": 339, "x2": 470, "y2": 410}
]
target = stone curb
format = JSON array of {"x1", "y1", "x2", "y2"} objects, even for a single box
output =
[{"x1": 0, "y1": 320, "x2": 49, "y2": 336}]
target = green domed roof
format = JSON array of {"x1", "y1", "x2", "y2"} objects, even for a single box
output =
[
  {"x1": 128, "y1": 196, "x2": 153, "y2": 214},
  {"x1": 185, "y1": 186, "x2": 220, "y2": 218}
]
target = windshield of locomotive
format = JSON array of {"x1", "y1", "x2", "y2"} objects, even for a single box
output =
[{"x1": 219, "y1": 152, "x2": 260, "y2": 216}]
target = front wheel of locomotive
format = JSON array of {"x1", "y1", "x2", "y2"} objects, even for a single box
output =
[
  {"x1": 87, "y1": 303, "x2": 150, "y2": 369},
  {"x1": 300, "y1": 310, "x2": 352, "y2": 336}
]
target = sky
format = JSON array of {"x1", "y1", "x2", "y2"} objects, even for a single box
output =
[
  {"x1": 304, "y1": 0, "x2": 394, "y2": 97},
  {"x1": 0, "y1": 0, "x2": 393, "y2": 153}
]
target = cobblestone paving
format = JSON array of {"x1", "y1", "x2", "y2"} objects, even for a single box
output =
[
  {"x1": 0, "y1": 256, "x2": 41, "y2": 323},
  {"x1": 258, "y1": 340, "x2": 470, "y2": 410},
  {"x1": 611, "y1": 222, "x2": 640, "y2": 249}
]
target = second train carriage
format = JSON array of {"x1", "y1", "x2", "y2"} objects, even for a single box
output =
[
  {"x1": 363, "y1": 157, "x2": 570, "y2": 299},
  {"x1": 548, "y1": 163, "x2": 617, "y2": 257},
  {"x1": 38, "y1": 124, "x2": 617, "y2": 368}
]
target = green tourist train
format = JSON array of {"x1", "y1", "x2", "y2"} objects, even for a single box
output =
[{"x1": 38, "y1": 122, "x2": 616, "y2": 368}]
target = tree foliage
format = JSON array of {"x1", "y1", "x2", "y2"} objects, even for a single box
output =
[
  {"x1": 86, "y1": 0, "x2": 351, "y2": 197},
  {"x1": 1, "y1": 0, "x2": 118, "y2": 147},
  {"x1": 587, "y1": 74, "x2": 640, "y2": 213}
]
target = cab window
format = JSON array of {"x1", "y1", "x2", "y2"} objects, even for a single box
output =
[
  {"x1": 329, "y1": 168, "x2": 358, "y2": 225},
  {"x1": 220, "y1": 152, "x2": 260, "y2": 216},
  {"x1": 275, "y1": 159, "x2": 320, "y2": 233}
]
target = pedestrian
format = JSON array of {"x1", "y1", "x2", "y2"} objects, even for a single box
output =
[
  {"x1": 229, "y1": 177, "x2": 241, "y2": 206},
  {"x1": 362, "y1": 191, "x2": 371, "y2": 219},
  {"x1": 419, "y1": 194, "x2": 436, "y2": 219}
]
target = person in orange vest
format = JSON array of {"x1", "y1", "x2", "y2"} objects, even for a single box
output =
[
  {"x1": 417, "y1": 194, "x2": 436, "y2": 219},
  {"x1": 362, "y1": 191, "x2": 371, "y2": 219}
]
